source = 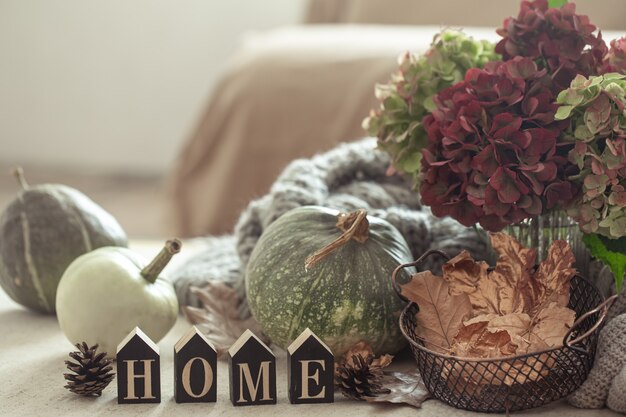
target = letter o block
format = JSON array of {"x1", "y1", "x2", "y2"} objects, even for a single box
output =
[{"x1": 174, "y1": 327, "x2": 217, "y2": 403}]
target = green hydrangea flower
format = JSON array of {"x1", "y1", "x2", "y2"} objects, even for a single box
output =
[
  {"x1": 363, "y1": 30, "x2": 499, "y2": 187},
  {"x1": 555, "y1": 73, "x2": 626, "y2": 238}
]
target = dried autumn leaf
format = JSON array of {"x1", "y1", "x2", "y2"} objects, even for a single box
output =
[
  {"x1": 452, "y1": 313, "x2": 531, "y2": 360},
  {"x1": 411, "y1": 234, "x2": 578, "y2": 390},
  {"x1": 485, "y1": 313, "x2": 532, "y2": 339},
  {"x1": 338, "y1": 341, "x2": 393, "y2": 370},
  {"x1": 450, "y1": 316, "x2": 515, "y2": 359},
  {"x1": 443, "y1": 251, "x2": 489, "y2": 296},
  {"x1": 334, "y1": 341, "x2": 393, "y2": 384},
  {"x1": 529, "y1": 302, "x2": 576, "y2": 348},
  {"x1": 489, "y1": 232, "x2": 538, "y2": 282},
  {"x1": 443, "y1": 234, "x2": 535, "y2": 315},
  {"x1": 364, "y1": 370, "x2": 430, "y2": 408},
  {"x1": 376, "y1": 354, "x2": 394, "y2": 369},
  {"x1": 184, "y1": 282, "x2": 269, "y2": 357},
  {"x1": 400, "y1": 270, "x2": 472, "y2": 353},
  {"x1": 482, "y1": 232, "x2": 537, "y2": 314},
  {"x1": 448, "y1": 320, "x2": 489, "y2": 355},
  {"x1": 481, "y1": 270, "x2": 528, "y2": 315},
  {"x1": 532, "y1": 240, "x2": 576, "y2": 312},
  {"x1": 444, "y1": 233, "x2": 576, "y2": 318}
]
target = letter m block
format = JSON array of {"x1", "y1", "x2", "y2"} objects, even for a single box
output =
[{"x1": 228, "y1": 329, "x2": 276, "y2": 406}]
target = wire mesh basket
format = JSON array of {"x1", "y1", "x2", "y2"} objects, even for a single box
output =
[{"x1": 392, "y1": 249, "x2": 616, "y2": 413}]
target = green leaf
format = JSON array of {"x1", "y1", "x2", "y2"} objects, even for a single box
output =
[
  {"x1": 548, "y1": 0, "x2": 568, "y2": 8},
  {"x1": 583, "y1": 233, "x2": 626, "y2": 291}
]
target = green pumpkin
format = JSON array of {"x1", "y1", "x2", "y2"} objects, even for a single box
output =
[
  {"x1": 245, "y1": 206, "x2": 414, "y2": 356},
  {"x1": 0, "y1": 168, "x2": 127, "y2": 313}
]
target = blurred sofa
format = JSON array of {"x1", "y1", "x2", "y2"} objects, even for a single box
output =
[{"x1": 168, "y1": 0, "x2": 626, "y2": 236}]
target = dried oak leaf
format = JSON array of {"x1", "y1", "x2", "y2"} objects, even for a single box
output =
[
  {"x1": 364, "y1": 370, "x2": 430, "y2": 408},
  {"x1": 400, "y1": 271, "x2": 473, "y2": 353},
  {"x1": 183, "y1": 282, "x2": 269, "y2": 357}
]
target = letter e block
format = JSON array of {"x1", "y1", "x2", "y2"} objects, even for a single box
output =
[
  {"x1": 228, "y1": 329, "x2": 276, "y2": 406},
  {"x1": 287, "y1": 328, "x2": 334, "y2": 404},
  {"x1": 117, "y1": 327, "x2": 160, "y2": 404},
  {"x1": 174, "y1": 326, "x2": 217, "y2": 403}
]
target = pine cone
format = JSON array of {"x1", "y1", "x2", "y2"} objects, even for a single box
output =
[
  {"x1": 64, "y1": 342, "x2": 114, "y2": 397},
  {"x1": 335, "y1": 354, "x2": 390, "y2": 400}
]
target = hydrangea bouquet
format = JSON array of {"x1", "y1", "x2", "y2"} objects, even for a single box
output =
[{"x1": 365, "y1": 0, "x2": 626, "y2": 289}]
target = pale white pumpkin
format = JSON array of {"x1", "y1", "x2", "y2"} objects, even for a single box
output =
[{"x1": 56, "y1": 240, "x2": 180, "y2": 355}]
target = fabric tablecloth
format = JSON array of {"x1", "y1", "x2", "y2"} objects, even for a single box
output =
[{"x1": 0, "y1": 240, "x2": 620, "y2": 416}]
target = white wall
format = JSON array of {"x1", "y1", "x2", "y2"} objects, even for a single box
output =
[{"x1": 0, "y1": 0, "x2": 307, "y2": 174}]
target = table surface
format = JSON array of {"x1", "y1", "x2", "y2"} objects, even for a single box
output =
[{"x1": 0, "y1": 240, "x2": 620, "y2": 416}]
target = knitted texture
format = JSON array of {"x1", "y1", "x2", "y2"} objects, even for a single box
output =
[
  {"x1": 172, "y1": 138, "x2": 489, "y2": 314},
  {"x1": 568, "y1": 312, "x2": 626, "y2": 410},
  {"x1": 608, "y1": 363, "x2": 626, "y2": 413},
  {"x1": 608, "y1": 290, "x2": 626, "y2": 322},
  {"x1": 173, "y1": 235, "x2": 240, "y2": 308}
]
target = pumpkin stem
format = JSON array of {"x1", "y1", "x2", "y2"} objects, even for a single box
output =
[
  {"x1": 141, "y1": 239, "x2": 182, "y2": 283},
  {"x1": 305, "y1": 209, "x2": 369, "y2": 270},
  {"x1": 13, "y1": 166, "x2": 29, "y2": 190}
]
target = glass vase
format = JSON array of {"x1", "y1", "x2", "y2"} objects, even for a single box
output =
[{"x1": 499, "y1": 210, "x2": 591, "y2": 277}]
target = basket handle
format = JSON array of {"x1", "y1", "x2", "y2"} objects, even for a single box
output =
[
  {"x1": 392, "y1": 249, "x2": 450, "y2": 303},
  {"x1": 563, "y1": 293, "x2": 618, "y2": 353}
]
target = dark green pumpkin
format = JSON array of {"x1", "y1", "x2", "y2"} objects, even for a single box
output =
[
  {"x1": 0, "y1": 169, "x2": 128, "y2": 313},
  {"x1": 245, "y1": 206, "x2": 414, "y2": 356}
]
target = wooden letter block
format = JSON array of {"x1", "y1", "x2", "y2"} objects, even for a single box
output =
[
  {"x1": 117, "y1": 327, "x2": 160, "y2": 404},
  {"x1": 228, "y1": 329, "x2": 276, "y2": 406},
  {"x1": 287, "y1": 328, "x2": 334, "y2": 404},
  {"x1": 174, "y1": 326, "x2": 217, "y2": 403}
]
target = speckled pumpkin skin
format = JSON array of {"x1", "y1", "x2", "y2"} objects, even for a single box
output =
[
  {"x1": 245, "y1": 206, "x2": 414, "y2": 356},
  {"x1": 0, "y1": 184, "x2": 127, "y2": 313}
]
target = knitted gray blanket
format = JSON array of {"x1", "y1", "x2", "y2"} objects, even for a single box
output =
[{"x1": 172, "y1": 138, "x2": 489, "y2": 312}]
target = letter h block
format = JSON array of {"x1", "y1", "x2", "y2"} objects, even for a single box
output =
[
  {"x1": 287, "y1": 328, "x2": 334, "y2": 404},
  {"x1": 117, "y1": 327, "x2": 160, "y2": 404},
  {"x1": 174, "y1": 326, "x2": 217, "y2": 403},
  {"x1": 228, "y1": 329, "x2": 276, "y2": 406}
]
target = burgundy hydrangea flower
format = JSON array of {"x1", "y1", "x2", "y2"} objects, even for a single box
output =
[
  {"x1": 420, "y1": 57, "x2": 577, "y2": 231},
  {"x1": 601, "y1": 37, "x2": 626, "y2": 74},
  {"x1": 496, "y1": 0, "x2": 607, "y2": 92}
]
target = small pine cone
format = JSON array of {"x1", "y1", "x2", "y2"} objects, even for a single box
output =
[
  {"x1": 335, "y1": 354, "x2": 390, "y2": 400},
  {"x1": 64, "y1": 342, "x2": 114, "y2": 397}
]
